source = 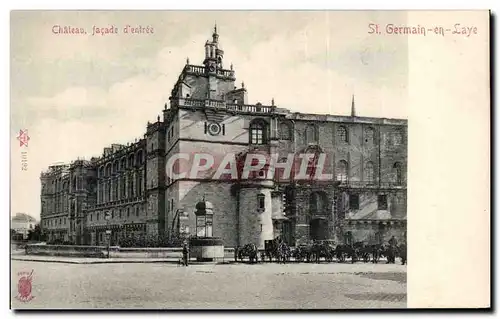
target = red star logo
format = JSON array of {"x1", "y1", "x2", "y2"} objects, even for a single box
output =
[{"x1": 17, "y1": 129, "x2": 30, "y2": 147}]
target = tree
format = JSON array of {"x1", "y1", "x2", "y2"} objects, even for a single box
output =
[{"x1": 27, "y1": 224, "x2": 45, "y2": 241}]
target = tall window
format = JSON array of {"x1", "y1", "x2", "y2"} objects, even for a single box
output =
[
  {"x1": 365, "y1": 127, "x2": 375, "y2": 144},
  {"x1": 138, "y1": 173, "x2": 143, "y2": 195},
  {"x1": 128, "y1": 154, "x2": 134, "y2": 168},
  {"x1": 136, "y1": 151, "x2": 143, "y2": 166},
  {"x1": 336, "y1": 160, "x2": 349, "y2": 182},
  {"x1": 309, "y1": 192, "x2": 326, "y2": 214},
  {"x1": 257, "y1": 194, "x2": 265, "y2": 210},
  {"x1": 337, "y1": 126, "x2": 348, "y2": 143},
  {"x1": 349, "y1": 194, "x2": 360, "y2": 210},
  {"x1": 378, "y1": 195, "x2": 388, "y2": 210},
  {"x1": 393, "y1": 162, "x2": 403, "y2": 184},
  {"x1": 305, "y1": 125, "x2": 318, "y2": 144},
  {"x1": 250, "y1": 120, "x2": 267, "y2": 145},
  {"x1": 280, "y1": 122, "x2": 291, "y2": 140},
  {"x1": 107, "y1": 181, "x2": 112, "y2": 202},
  {"x1": 365, "y1": 161, "x2": 375, "y2": 182}
]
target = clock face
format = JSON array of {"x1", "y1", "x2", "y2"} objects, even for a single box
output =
[
  {"x1": 209, "y1": 65, "x2": 216, "y2": 72},
  {"x1": 207, "y1": 123, "x2": 221, "y2": 136}
]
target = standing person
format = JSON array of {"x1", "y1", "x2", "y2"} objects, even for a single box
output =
[
  {"x1": 388, "y1": 236, "x2": 397, "y2": 247},
  {"x1": 234, "y1": 245, "x2": 239, "y2": 262},
  {"x1": 182, "y1": 241, "x2": 190, "y2": 266}
]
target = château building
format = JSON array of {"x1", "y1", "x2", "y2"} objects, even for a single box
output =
[{"x1": 40, "y1": 26, "x2": 407, "y2": 248}]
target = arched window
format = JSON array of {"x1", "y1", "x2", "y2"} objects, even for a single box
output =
[
  {"x1": 365, "y1": 127, "x2": 375, "y2": 144},
  {"x1": 107, "y1": 181, "x2": 112, "y2": 202},
  {"x1": 365, "y1": 161, "x2": 375, "y2": 182},
  {"x1": 136, "y1": 150, "x2": 143, "y2": 166},
  {"x1": 336, "y1": 160, "x2": 349, "y2": 182},
  {"x1": 128, "y1": 172, "x2": 134, "y2": 197},
  {"x1": 393, "y1": 162, "x2": 403, "y2": 184},
  {"x1": 121, "y1": 176, "x2": 126, "y2": 198},
  {"x1": 280, "y1": 122, "x2": 291, "y2": 140},
  {"x1": 249, "y1": 119, "x2": 267, "y2": 145},
  {"x1": 128, "y1": 154, "x2": 134, "y2": 168},
  {"x1": 305, "y1": 124, "x2": 318, "y2": 144},
  {"x1": 337, "y1": 126, "x2": 348, "y2": 143}
]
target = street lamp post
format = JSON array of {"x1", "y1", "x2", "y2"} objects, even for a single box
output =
[
  {"x1": 170, "y1": 208, "x2": 189, "y2": 245},
  {"x1": 104, "y1": 211, "x2": 111, "y2": 258}
]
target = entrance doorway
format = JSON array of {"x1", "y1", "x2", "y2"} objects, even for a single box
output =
[{"x1": 309, "y1": 218, "x2": 328, "y2": 241}]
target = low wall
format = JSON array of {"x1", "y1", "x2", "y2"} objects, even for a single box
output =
[
  {"x1": 24, "y1": 244, "x2": 118, "y2": 258},
  {"x1": 24, "y1": 244, "x2": 236, "y2": 259}
]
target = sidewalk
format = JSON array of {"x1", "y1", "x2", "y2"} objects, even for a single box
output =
[{"x1": 11, "y1": 255, "x2": 233, "y2": 265}]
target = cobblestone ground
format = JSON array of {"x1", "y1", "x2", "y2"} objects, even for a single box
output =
[{"x1": 11, "y1": 260, "x2": 406, "y2": 309}]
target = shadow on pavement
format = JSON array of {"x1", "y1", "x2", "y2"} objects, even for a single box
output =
[{"x1": 356, "y1": 272, "x2": 407, "y2": 284}]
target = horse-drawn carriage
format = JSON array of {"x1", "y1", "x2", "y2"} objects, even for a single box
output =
[
  {"x1": 264, "y1": 238, "x2": 291, "y2": 263},
  {"x1": 236, "y1": 237, "x2": 406, "y2": 265},
  {"x1": 237, "y1": 243, "x2": 259, "y2": 263}
]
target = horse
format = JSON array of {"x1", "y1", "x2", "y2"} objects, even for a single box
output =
[
  {"x1": 310, "y1": 241, "x2": 335, "y2": 263},
  {"x1": 293, "y1": 245, "x2": 311, "y2": 262},
  {"x1": 276, "y1": 242, "x2": 291, "y2": 264},
  {"x1": 335, "y1": 244, "x2": 357, "y2": 263},
  {"x1": 360, "y1": 245, "x2": 372, "y2": 263},
  {"x1": 371, "y1": 244, "x2": 384, "y2": 263},
  {"x1": 265, "y1": 238, "x2": 284, "y2": 262},
  {"x1": 238, "y1": 243, "x2": 259, "y2": 263},
  {"x1": 384, "y1": 244, "x2": 397, "y2": 264},
  {"x1": 353, "y1": 242, "x2": 371, "y2": 263}
]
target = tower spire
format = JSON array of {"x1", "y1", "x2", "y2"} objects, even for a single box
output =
[
  {"x1": 351, "y1": 94, "x2": 356, "y2": 117},
  {"x1": 212, "y1": 22, "x2": 219, "y2": 43}
]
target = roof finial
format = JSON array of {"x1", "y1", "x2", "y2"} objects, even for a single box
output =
[
  {"x1": 241, "y1": 81, "x2": 245, "y2": 89},
  {"x1": 351, "y1": 94, "x2": 356, "y2": 117},
  {"x1": 271, "y1": 97, "x2": 275, "y2": 106},
  {"x1": 214, "y1": 22, "x2": 217, "y2": 34},
  {"x1": 186, "y1": 57, "x2": 190, "y2": 64},
  {"x1": 230, "y1": 63, "x2": 233, "y2": 71}
]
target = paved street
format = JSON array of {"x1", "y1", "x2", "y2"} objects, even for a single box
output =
[{"x1": 11, "y1": 260, "x2": 406, "y2": 309}]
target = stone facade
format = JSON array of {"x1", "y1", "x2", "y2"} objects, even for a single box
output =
[{"x1": 40, "y1": 26, "x2": 407, "y2": 248}]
